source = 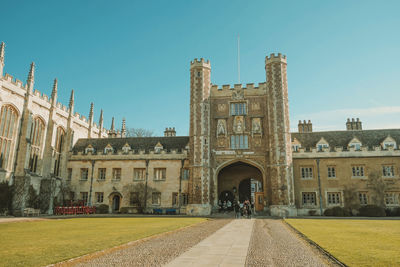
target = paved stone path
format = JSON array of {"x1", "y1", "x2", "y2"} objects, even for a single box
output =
[
  {"x1": 246, "y1": 219, "x2": 332, "y2": 266},
  {"x1": 165, "y1": 219, "x2": 254, "y2": 267}
]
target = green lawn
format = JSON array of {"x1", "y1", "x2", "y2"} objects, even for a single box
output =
[
  {"x1": 0, "y1": 217, "x2": 206, "y2": 267},
  {"x1": 285, "y1": 219, "x2": 400, "y2": 266}
]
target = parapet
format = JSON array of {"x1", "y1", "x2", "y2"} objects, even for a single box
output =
[
  {"x1": 190, "y1": 58, "x2": 211, "y2": 69},
  {"x1": 212, "y1": 82, "x2": 266, "y2": 91},
  {"x1": 265, "y1": 53, "x2": 287, "y2": 64}
]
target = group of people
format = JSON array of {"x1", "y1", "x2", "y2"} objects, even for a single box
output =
[{"x1": 218, "y1": 199, "x2": 253, "y2": 219}]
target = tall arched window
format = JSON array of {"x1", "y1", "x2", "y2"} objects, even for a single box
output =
[
  {"x1": 0, "y1": 105, "x2": 19, "y2": 170},
  {"x1": 53, "y1": 126, "x2": 65, "y2": 177},
  {"x1": 29, "y1": 117, "x2": 45, "y2": 173}
]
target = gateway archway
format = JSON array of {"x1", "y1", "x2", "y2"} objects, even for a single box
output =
[{"x1": 217, "y1": 161, "x2": 264, "y2": 208}]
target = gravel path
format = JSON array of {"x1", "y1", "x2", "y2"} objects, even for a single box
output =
[
  {"x1": 72, "y1": 219, "x2": 231, "y2": 267},
  {"x1": 245, "y1": 219, "x2": 335, "y2": 267}
]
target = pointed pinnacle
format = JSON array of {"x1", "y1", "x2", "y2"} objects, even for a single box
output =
[
  {"x1": 51, "y1": 78, "x2": 58, "y2": 100},
  {"x1": 111, "y1": 117, "x2": 115, "y2": 131},
  {"x1": 89, "y1": 102, "x2": 94, "y2": 120},
  {"x1": 69, "y1": 89, "x2": 75, "y2": 108},
  {"x1": 27, "y1": 62, "x2": 35, "y2": 88},
  {"x1": 122, "y1": 118, "x2": 126, "y2": 130},
  {"x1": 99, "y1": 109, "x2": 104, "y2": 124},
  {"x1": 0, "y1": 42, "x2": 5, "y2": 59}
]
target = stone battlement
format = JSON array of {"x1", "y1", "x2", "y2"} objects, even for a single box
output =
[
  {"x1": 211, "y1": 82, "x2": 267, "y2": 91},
  {"x1": 190, "y1": 58, "x2": 211, "y2": 68},
  {"x1": 265, "y1": 53, "x2": 287, "y2": 64}
]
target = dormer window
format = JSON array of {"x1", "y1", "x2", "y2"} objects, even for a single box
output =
[
  {"x1": 154, "y1": 142, "x2": 163, "y2": 154},
  {"x1": 348, "y1": 137, "x2": 362, "y2": 151},
  {"x1": 292, "y1": 138, "x2": 301, "y2": 152},
  {"x1": 85, "y1": 145, "x2": 95, "y2": 154},
  {"x1": 104, "y1": 144, "x2": 114, "y2": 154},
  {"x1": 316, "y1": 137, "x2": 329, "y2": 152},
  {"x1": 382, "y1": 136, "x2": 397, "y2": 149},
  {"x1": 122, "y1": 143, "x2": 131, "y2": 154}
]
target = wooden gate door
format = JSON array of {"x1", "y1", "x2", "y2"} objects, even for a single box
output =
[{"x1": 254, "y1": 192, "x2": 264, "y2": 212}]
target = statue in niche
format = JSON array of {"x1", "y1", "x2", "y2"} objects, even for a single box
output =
[
  {"x1": 217, "y1": 119, "x2": 226, "y2": 136},
  {"x1": 233, "y1": 116, "x2": 245, "y2": 133},
  {"x1": 252, "y1": 118, "x2": 261, "y2": 134}
]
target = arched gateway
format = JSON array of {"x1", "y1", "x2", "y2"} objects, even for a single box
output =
[{"x1": 216, "y1": 161, "x2": 264, "y2": 210}]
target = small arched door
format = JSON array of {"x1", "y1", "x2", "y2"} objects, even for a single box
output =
[{"x1": 112, "y1": 195, "x2": 120, "y2": 212}]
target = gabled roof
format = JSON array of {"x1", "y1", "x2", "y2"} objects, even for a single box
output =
[
  {"x1": 291, "y1": 129, "x2": 400, "y2": 151},
  {"x1": 73, "y1": 136, "x2": 189, "y2": 153}
]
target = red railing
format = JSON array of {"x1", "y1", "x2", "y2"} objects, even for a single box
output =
[{"x1": 54, "y1": 201, "x2": 96, "y2": 215}]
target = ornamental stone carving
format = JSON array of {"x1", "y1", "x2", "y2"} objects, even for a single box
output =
[{"x1": 233, "y1": 116, "x2": 245, "y2": 133}]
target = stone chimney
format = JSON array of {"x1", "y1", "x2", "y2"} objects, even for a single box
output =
[
  {"x1": 346, "y1": 118, "x2": 362, "y2": 130},
  {"x1": 298, "y1": 120, "x2": 312, "y2": 133},
  {"x1": 164, "y1": 127, "x2": 176, "y2": 137}
]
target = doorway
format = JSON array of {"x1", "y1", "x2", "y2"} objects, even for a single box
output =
[{"x1": 112, "y1": 195, "x2": 120, "y2": 212}]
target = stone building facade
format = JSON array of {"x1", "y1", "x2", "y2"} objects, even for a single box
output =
[
  {"x1": 2, "y1": 41, "x2": 399, "y2": 216},
  {"x1": 0, "y1": 42, "x2": 108, "y2": 214}
]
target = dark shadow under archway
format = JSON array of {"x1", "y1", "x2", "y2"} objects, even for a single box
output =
[{"x1": 217, "y1": 161, "x2": 263, "y2": 204}]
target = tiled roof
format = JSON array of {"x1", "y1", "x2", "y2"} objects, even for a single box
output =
[
  {"x1": 291, "y1": 129, "x2": 400, "y2": 150},
  {"x1": 72, "y1": 136, "x2": 189, "y2": 153}
]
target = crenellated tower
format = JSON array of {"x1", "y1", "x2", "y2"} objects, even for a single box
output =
[
  {"x1": 189, "y1": 58, "x2": 212, "y2": 210},
  {"x1": 265, "y1": 53, "x2": 296, "y2": 215}
]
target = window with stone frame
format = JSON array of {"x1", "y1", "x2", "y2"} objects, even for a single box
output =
[
  {"x1": 67, "y1": 168, "x2": 72, "y2": 180},
  {"x1": 327, "y1": 192, "x2": 341, "y2": 205},
  {"x1": 352, "y1": 166, "x2": 365, "y2": 177},
  {"x1": 301, "y1": 167, "x2": 313, "y2": 179},
  {"x1": 53, "y1": 127, "x2": 65, "y2": 177},
  {"x1": 95, "y1": 192, "x2": 104, "y2": 203},
  {"x1": 80, "y1": 192, "x2": 88, "y2": 205},
  {"x1": 316, "y1": 143, "x2": 329, "y2": 152},
  {"x1": 130, "y1": 192, "x2": 139, "y2": 206},
  {"x1": 0, "y1": 105, "x2": 19, "y2": 171},
  {"x1": 302, "y1": 192, "x2": 316, "y2": 206},
  {"x1": 29, "y1": 116, "x2": 45, "y2": 174},
  {"x1": 80, "y1": 168, "x2": 89, "y2": 181},
  {"x1": 382, "y1": 165, "x2": 395, "y2": 178},
  {"x1": 327, "y1": 166, "x2": 336, "y2": 178},
  {"x1": 152, "y1": 192, "x2": 161, "y2": 205},
  {"x1": 359, "y1": 192, "x2": 368, "y2": 205},
  {"x1": 154, "y1": 168, "x2": 166, "y2": 180},
  {"x1": 133, "y1": 168, "x2": 146, "y2": 180},
  {"x1": 230, "y1": 102, "x2": 247, "y2": 116},
  {"x1": 172, "y1": 192, "x2": 178, "y2": 206},
  {"x1": 292, "y1": 144, "x2": 300, "y2": 152},
  {"x1": 385, "y1": 192, "x2": 400, "y2": 206},
  {"x1": 183, "y1": 169, "x2": 190, "y2": 180},
  {"x1": 112, "y1": 168, "x2": 121, "y2": 180},
  {"x1": 182, "y1": 193, "x2": 189, "y2": 205},
  {"x1": 230, "y1": 135, "x2": 249, "y2": 149},
  {"x1": 98, "y1": 168, "x2": 106, "y2": 180}
]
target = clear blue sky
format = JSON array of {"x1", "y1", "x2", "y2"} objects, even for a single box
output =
[{"x1": 1, "y1": 0, "x2": 400, "y2": 135}]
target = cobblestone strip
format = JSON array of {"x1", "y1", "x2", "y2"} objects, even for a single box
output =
[
  {"x1": 68, "y1": 219, "x2": 231, "y2": 267},
  {"x1": 246, "y1": 219, "x2": 335, "y2": 267}
]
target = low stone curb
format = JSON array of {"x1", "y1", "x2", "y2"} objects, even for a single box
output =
[
  {"x1": 47, "y1": 219, "x2": 212, "y2": 267},
  {"x1": 283, "y1": 220, "x2": 347, "y2": 267}
]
